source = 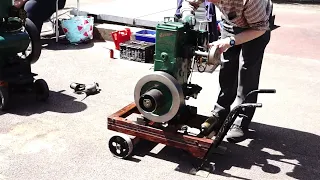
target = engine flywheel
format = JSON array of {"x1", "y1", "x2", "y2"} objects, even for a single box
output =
[{"x1": 134, "y1": 71, "x2": 185, "y2": 123}]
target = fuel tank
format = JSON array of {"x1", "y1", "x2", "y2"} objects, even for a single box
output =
[{"x1": 0, "y1": 31, "x2": 30, "y2": 55}]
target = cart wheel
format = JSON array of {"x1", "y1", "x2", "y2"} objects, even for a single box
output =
[
  {"x1": 0, "y1": 86, "x2": 9, "y2": 111},
  {"x1": 33, "y1": 79, "x2": 49, "y2": 101},
  {"x1": 108, "y1": 134, "x2": 134, "y2": 159}
]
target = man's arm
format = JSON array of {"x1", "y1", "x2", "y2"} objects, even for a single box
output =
[
  {"x1": 210, "y1": 0, "x2": 270, "y2": 52},
  {"x1": 233, "y1": 30, "x2": 266, "y2": 46}
]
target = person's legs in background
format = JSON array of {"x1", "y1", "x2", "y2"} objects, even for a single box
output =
[
  {"x1": 175, "y1": 0, "x2": 183, "y2": 18},
  {"x1": 24, "y1": 0, "x2": 43, "y2": 32},
  {"x1": 24, "y1": 0, "x2": 66, "y2": 34},
  {"x1": 204, "y1": 1, "x2": 218, "y2": 42}
]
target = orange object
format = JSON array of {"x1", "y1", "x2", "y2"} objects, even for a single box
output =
[
  {"x1": 111, "y1": 28, "x2": 131, "y2": 50},
  {"x1": 109, "y1": 49, "x2": 114, "y2": 59}
]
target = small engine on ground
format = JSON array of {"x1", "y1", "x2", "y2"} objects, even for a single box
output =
[{"x1": 134, "y1": 17, "x2": 220, "y2": 128}]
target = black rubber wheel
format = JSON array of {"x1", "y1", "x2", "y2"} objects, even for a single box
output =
[
  {"x1": 108, "y1": 134, "x2": 133, "y2": 159},
  {"x1": 0, "y1": 86, "x2": 9, "y2": 111},
  {"x1": 33, "y1": 79, "x2": 49, "y2": 101},
  {"x1": 24, "y1": 18, "x2": 42, "y2": 64}
]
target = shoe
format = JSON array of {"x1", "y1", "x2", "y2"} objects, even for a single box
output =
[
  {"x1": 200, "y1": 113, "x2": 224, "y2": 136},
  {"x1": 225, "y1": 124, "x2": 247, "y2": 143}
]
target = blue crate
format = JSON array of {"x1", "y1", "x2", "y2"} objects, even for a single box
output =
[{"x1": 134, "y1": 30, "x2": 156, "y2": 43}]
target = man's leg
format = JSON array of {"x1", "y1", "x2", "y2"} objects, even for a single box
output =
[
  {"x1": 201, "y1": 41, "x2": 241, "y2": 135},
  {"x1": 226, "y1": 30, "x2": 271, "y2": 143},
  {"x1": 213, "y1": 45, "x2": 242, "y2": 119},
  {"x1": 205, "y1": 2, "x2": 219, "y2": 42}
]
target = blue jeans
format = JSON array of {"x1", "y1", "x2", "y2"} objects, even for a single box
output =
[
  {"x1": 175, "y1": 0, "x2": 218, "y2": 42},
  {"x1": 24, "y1": 0, "x2": 66, "y2": 32}
]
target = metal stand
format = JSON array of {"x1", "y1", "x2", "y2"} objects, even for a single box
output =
[
  {"x1": 55, "y1": 0, "x2": 59, "y2": 42},
  {"x1": 54, "y1": 0, "x2": 80, "y2": 42}
]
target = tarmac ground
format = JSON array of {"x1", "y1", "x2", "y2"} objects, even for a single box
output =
[{"x1": 0, "y1": 2, "x2": 320, "y2": 180}]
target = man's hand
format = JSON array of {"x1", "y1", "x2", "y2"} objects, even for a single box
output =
[
  {"x1": 180, "y1": 0, "x2": 198, "y2": 26},
  {"x1": 182, "y1": 14, "x2": 196, "y2": 26},
  {"x1": 209, "y1": 38, "x2": 232, "y2": 54}
]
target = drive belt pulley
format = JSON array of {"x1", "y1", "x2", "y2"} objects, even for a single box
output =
[{"x1": 134, "y1": 71, "x2": 185, "y2": 123}]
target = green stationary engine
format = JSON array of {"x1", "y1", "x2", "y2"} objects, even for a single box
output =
[
  {"x1": 134, "y1": 18, "x2": 220, "y2": 124},
  {"x1": 0, "y1": 0, "x2": 49, "y2": 110},
  {"x1": 0, "y1": 0, "x2": 36, "y2": 60}
]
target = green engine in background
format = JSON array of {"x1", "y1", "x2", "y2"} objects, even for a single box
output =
[{"x1": 0, "y1": 30, "x2": 30, "y2": 56}]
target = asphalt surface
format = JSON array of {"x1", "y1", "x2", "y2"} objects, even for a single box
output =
[{"x1": 1, "y1": 2, "x2": 320, "y2": 180}]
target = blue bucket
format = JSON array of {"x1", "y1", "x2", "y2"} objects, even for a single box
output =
[{"x1": 134, "y1": 30, "x2": 156, "y2": 43}]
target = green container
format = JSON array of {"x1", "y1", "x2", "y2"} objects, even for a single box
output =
[{"x1": 0, "y1": 0, "x2": 13, "y2": 18}]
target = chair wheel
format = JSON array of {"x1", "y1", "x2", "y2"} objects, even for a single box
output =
[
  {"x1": 108, "y1": 134, "x2": 134, "y2": 159},
  {"x1": 33, "y1": 79, "x2": 49, "y2": 101},
  {"x1": 0, "y1": 86, "x2": 9, "y2": 111}
]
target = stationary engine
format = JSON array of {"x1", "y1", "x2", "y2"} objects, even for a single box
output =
[
  {"x1": 134, "y1": 17, "x2": 220, "y2": 125},
  {"x1": 0, "y1": 0, "x2": 48, "y2": 110},
  {"x1": 0, "y1": 0, "x2": 41, "y2": 63}
]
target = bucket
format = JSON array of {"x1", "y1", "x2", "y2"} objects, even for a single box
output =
[
  {"x1": 111, "y1": 28, "x2": 131, "y2": 50},
  {"x1": 60, "y1": 16, "x2": 94, "y2": 44}
]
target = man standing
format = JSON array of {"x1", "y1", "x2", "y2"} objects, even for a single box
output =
[{"x1": 179, "y1": 0, "x2": 273, "y2": 143}]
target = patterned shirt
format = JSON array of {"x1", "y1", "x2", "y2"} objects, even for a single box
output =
[{"x1": 183, "y1": 0, "x2": 272, "y2": 31}]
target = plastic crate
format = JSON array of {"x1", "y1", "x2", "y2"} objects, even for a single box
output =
[
  {"x1": 134, "y1": 30, "x2": 156, "y2": 43},
  {"x1": 111, "y1": 28, "x2": 131, "y2": 50},
  {"x1": 119, "y1": 40, "x2": 155, "y2": 63}
]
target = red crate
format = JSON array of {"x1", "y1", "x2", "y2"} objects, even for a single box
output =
[{"x1": 111, "y1": 28, "x2": 131, "y2": 50}]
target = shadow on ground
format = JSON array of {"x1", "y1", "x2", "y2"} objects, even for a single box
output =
[
  {"x1": 40, "y1": 36, "x2": 95, "y2": 51},
  {"x1": 129, "y1": 122, "x2": 320, "y2": 180},
  {"x1": 0, "y1": 90, "x2": 87, "y2": 116}
]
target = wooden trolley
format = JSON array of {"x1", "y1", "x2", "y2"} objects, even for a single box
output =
[{"x1": 107, "y1": 89, "x2": 276, "y2": 171}]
